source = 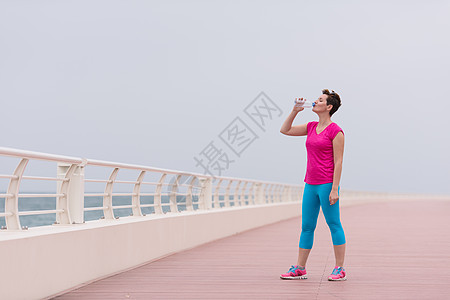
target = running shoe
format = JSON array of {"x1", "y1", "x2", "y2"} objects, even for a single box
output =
[
  {"x1": 280, "y1": 265, "x2": 307, "y2": 280},
  {"x1": 328, "y1": 266, "x2": 347, "y2": 281}
]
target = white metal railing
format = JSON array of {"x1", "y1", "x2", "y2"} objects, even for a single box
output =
[{"x1": 0, "y1": 146, "x2": 302, "y2": 231}]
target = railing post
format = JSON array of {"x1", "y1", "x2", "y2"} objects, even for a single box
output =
[
  {"x1": 224, "y1": 180, "x2": 232, "y2": 207},
  {"x1": 263, "y1": 184, "x2": 268, "y2": 204},
  {"x1": 199, "y1": 177, "x2": 212, "y2": 210},
  {"x1": 213, "y1": 179, "x2": 223, "y2": 209},
  {"x1": 154, "y1": 173, "x2": 166, "y2": 214},
  {"x1": 282, "y1": 186, "x2": 289, "y2": 202},
  {"x1": 249, "y1": 183, "x2": 256, "y2": 205},
  {"x1": 169, "y1": 175, "x2": 181, "y2": 213},
  {"x1": 57, "y1": 163, "x2": 85, "y2": 224},
  {"x1": 131, "y1": 171, "x2": 146, "y2": 217},
  {"x1": 277, "y1": 185, "x2": 283, "y2": 202},
  {"x1": 5, "y1": 158, "x2": 29, "y2": 230},
  {"x1": 185, "y1": 176, "x2": 197, "y2": 211},
  {"x1": 234, "y1": 181, "x2": 242, "y2": 206},
  {"x1": 255, "y1": 183, "x2": 263, "y2": 205},
  {"x1": 298, "y1": 187, "x2": 301, "y2": 201},
  {"x1": 240, "y1": 182, "x2": 248, "y2": 206},
  {"x1": 103, "y1": 168, "x2": 119, "y2": 220},
  {"x1": 274, "y1": 185, "x2": 280, "y2": 202}
]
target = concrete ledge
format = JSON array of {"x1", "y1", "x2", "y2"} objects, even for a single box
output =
[{"x1": 0, "y1": 202, "x2": 301, "y2": 300}]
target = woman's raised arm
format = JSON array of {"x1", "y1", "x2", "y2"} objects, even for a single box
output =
[{"x1": 280, "y1": 102, "x2": 308, "y2": 136}]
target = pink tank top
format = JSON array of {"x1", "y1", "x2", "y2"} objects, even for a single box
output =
[{"x1": 304, "y1": 121, "x2": 344, "y2": 185}]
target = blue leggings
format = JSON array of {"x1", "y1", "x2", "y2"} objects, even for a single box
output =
[{"x1": 299, "y1": 183, "x2": 346, "y2": 249}]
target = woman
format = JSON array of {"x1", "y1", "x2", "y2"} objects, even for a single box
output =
[{"x1": 279, "y1": 89, "x2": 346, "y2": 281}]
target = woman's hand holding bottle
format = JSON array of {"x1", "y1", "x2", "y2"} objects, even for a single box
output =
[
  {"x1": 293, "y1": 98, "x2": 306, "y2": 112},
  {"x1": 293, "y1": 98, "x2": 315, "y2": 113}
]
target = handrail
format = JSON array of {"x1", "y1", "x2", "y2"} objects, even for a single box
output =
[
  {"x1": 0, "y1": 146, "x2": 83, "y2": 164},
  {"x1": 86, "y1": 159, "x2": 208, "y2": 178},
  {"x1": 0, "y1": 146, "x2": 302, "y2": 230}
]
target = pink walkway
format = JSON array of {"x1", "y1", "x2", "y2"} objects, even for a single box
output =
[{"x1": 53, "y1": 200, "x2": 450, "y2": 299}]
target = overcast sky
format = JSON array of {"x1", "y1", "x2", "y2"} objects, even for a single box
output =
[{"x1": 1, "y1": 0, "x2": 449, "y2": 195}]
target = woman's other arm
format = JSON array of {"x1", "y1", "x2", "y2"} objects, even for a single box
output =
[{"x1": 330, "y1": 132, "x2": 344, "y2": 205}]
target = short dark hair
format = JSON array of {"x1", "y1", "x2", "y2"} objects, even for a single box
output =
[{"x1": 322, "y1": 89, "x2": 341, "y2": 116}]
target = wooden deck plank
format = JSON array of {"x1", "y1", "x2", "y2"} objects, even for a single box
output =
[{"x1": 54, "y1": 200, "x2": 450, "y2": 299}]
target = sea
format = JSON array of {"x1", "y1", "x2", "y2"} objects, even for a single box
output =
[{"x1": 0, "y1": 194, "x2": 202, "y2": 228}]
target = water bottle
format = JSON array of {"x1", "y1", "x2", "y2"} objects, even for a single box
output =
[{"x1": 294, "y1": 98, "x2": 315, "y2": 108}]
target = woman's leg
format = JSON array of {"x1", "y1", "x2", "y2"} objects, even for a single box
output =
[
  {"x1": 318, "y1": 183, "x2": 346, "y2": 266},
  {"x1": 298, "y1": 184, "x2": 320, "y2": 267},
  {"x1": 297, "y1": 248, "x2": 312, "y2": 267},
  {"x1": 333, "y1": 244, "x2": 346, "y2": 267}
]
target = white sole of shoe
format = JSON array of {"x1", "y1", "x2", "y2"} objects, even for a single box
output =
[
  {"x1": 280, "y1": 275, "x2": 307, "y2": 280},
  {"x1": 328, "y1": 276, "x2": 347, "y2": 281}
]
